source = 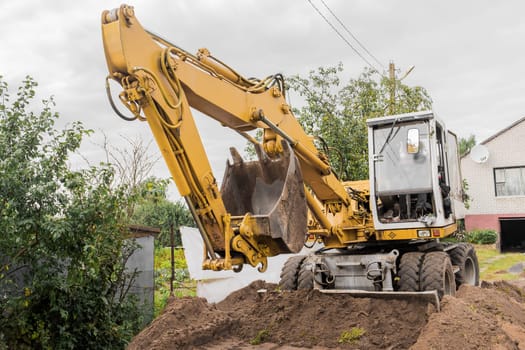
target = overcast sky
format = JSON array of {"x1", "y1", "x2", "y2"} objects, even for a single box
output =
[{"x1": 1, "y1": 1, "x2": 524, "y2": 199}]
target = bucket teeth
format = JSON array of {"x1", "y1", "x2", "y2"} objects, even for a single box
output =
[
  {"x1": 253, "y1": 142, "x2": 269, "y2": 163},
  {"x1": 229, "y1": 147, "x2": 244, "y2": 166}
]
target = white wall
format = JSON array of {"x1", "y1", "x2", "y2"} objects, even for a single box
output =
[
  {"x1": 461, "y1": 119, "x2": 525, "y2": 215},
  {"x1": 125, "y1": 235, "x2": 155, "y2": 324}
]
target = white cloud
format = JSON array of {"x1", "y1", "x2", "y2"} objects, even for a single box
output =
[{"x1": 1, "y1": 0, "x2": 524, "y2": 200}]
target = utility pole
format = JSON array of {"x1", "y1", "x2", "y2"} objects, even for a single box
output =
[{"x1": 389, "y1": 61, "x2": 395, "y2": 115}]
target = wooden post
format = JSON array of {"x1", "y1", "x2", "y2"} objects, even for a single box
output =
[
  {"x1": 170, "y1": 223, "x2": 175, "y2": 296},
  {"x1": 389, "y1": 61, "x2": 395, "y2": 115}
]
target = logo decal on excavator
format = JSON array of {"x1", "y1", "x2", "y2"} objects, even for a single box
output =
[{"x1": 388, "y1": 231, "x2": 396, "y2": 239}]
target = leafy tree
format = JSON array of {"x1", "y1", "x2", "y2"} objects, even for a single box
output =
[
  {"x1": 0, "y1": 77, "x2": 141, "y2": 349},
  {"x1": 459, "y1": 134, "x2": 476, "y2": 156},
  {"x1": 458, "y1": 135, "x2": 476, "y2": 209},
  {"x1": 89, "y1": 134, "x2": 194, "y2": 245},
  {"x1": 91, "y1": 133, "x2": 161, "y2": 217},
  {"x1": 287, "y1": 64, "x2": 432, "y2": 180},
  {"x1": 130, "y1": 178, "x2": 194, "y2": 246}
]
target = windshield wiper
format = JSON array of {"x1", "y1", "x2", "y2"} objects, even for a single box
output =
[{"x1": 378, "y1": 118, "x2": 399, "y2": 154}]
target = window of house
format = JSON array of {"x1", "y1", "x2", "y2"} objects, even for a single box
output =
[{"x1": 494, "y1": 166, "x2": 525, "y2": 196}]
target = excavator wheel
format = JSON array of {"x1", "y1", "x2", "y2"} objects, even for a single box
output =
[
  {"x1": 420, "y1": 251, "x2": 456, "y2": 299},
  {"x1": 279, "y1": 255, "x2": 306, "y2": 291},
  {"x1": 449, "y1": 243, "x2": 479, "y2": 288},
  {"x1": 398, "y1": 252, "x2": 424, "y2": 292},
  {"x1": 297, "y1": 258, "x2": 314, "y2": 290}
]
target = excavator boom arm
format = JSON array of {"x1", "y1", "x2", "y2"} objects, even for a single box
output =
[{"x1": 101, "y1": 5, "x2": 353, "y2": 271}]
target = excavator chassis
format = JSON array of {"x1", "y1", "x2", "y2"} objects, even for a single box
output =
[
  {"x1": 306, "y1": 249, "x2": 441, "y2": 310},
  {"x1": 280, "y1": 242, "x2": 480, "y2": 311},
  {"x1": 281, "y1": 251, "x2": 441, "y2": 309}
]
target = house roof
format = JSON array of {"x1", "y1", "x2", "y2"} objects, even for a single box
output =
[
  {"x1": 481, "y1": 116, "x2": 525, "y2": 145},
  {"x1": 461, "y1": 116, "x2": 525, "y2": 159},
  {"x1": 128, "y1": 224, "x2": 160, "y2": 238}
]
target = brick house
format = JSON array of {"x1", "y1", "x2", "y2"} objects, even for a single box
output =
[{"x1": 461, "y1": 117, "x2": 525, "y2": 252}]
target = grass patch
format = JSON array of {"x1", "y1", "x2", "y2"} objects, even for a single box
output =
[
  {"x1": 154, "y1": 247, "x2": 196, "y2": 316},
  {"x1": 338, "y1": 327, "x2": 366, "y2": 344},
  {"x1": 250, "y1": 329, "x2": 270, "y2": 345},
  {"x1": 473, "y1": 245, "x2": 499, "y2": 261},
  {"x1": 475, "y1": 244, "x2": 525, "y2": 281}
]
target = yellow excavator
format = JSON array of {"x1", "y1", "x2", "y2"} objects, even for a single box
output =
[{"x1": 101, "y1": 5, "x2": 479, "y2": 306}]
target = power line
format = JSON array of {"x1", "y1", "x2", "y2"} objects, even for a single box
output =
[
  {"x1": 305, "y1": 0, "x2": 385, "y2": 76},
  {"x1": 319, "y1": 0, "x2": 385, "y2": 70},
  {"x1": 306, "y1": 0, "x2": 378, "y2": 72}
]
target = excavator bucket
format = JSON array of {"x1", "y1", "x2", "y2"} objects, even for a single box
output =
[{"x1": 221, "y1": 141, "x2": 307, "y2": 255}]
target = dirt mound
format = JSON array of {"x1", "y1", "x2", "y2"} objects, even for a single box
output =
[
  {"x1": 216, "y1": 281, "x2": 431, "y2": 349},
  {"x1": 412, "y1": 281, "x2": 525, "y2": 350},
  {"x1": 128, "y1": 280, "x2": 525, "y2": 349},
  {"x1": 127, "y1": 297, "x2": 235, "y2": 350}
]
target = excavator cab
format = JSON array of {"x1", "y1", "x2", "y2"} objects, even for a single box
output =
[{"x1": 367, "y1": 111, "x2": 464, "y2": 234}]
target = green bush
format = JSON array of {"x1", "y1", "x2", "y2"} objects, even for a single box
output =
[
  {"x1": 130, "y1": 179, "x2": 194, "y2": 247},
  {"x1": 0, "y1": 77, "x2": 142, "y2": 349},
  {"x1": 465, "y1": 229, "x2": 498, "y2": 244}
]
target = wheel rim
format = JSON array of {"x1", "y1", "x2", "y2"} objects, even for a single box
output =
[
  {"x1": 444, "y1": 269, "x2": 454, "y2": 295},
  {"x1": 463, "y1": 257, "x2": 477, "y2": 285}
]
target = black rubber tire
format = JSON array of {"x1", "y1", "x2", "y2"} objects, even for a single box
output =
[
  {"x1": 449, "y1": 243, "x2": 480, "y2": 288},
  {"x1": 279, "y1": 255, "x2": 306, "y2": 291},
  {"x1": 397, "y1": 252, "x2": 424, "y2": 292},
  {"x1": 297, "y1": 258, "x2": 314, "y2": 290},
  {"x1": 420, "y1": 251, "x2": 456, "y2": 299}
]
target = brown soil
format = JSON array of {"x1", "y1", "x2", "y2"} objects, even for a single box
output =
[{"x1": 128, "y1": 280, "x2": 525, "y2": 350}]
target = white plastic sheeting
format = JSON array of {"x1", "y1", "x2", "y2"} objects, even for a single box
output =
[{"x1": 180, "y1": 226, "x2": 316, "y2": 303}]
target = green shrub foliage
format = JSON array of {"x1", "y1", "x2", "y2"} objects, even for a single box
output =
[
  {"x1": 0, "y1": 77, "x2": 141, "y2": 349},
  {"x1": 129, "y1": 178, "x2": 194, "y2": 247},
  {"x1": 465, "y1": 229, "x2": 498, "y2": 245}
]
